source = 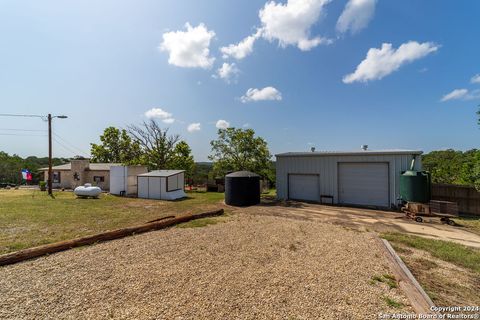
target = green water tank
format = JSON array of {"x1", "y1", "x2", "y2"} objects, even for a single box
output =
[{"x1": 399, "y1": 170, "x2": 431, "y2": 203}]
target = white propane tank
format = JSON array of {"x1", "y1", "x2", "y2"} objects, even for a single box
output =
[{"x1": 74, "y1": 183, "x2": 102, "y2": 198}]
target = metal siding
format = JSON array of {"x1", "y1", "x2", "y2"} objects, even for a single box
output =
[
  {"x1": 148, "y1": 177, "x2": 161, "y2": 199},
  {"x1": 109, "y1": 166, "x2": 127, "y2": 195},
  {"x1": 276, "y1": 153, "x2": 419, "y2": 207},
  {"x1": 137, "y1": 177, "x2": 149, "y2": 199},
  {"x1": 288, "y1": 174, "x2": 320, "y2": 201}
]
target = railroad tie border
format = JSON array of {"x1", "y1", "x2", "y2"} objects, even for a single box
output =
[{"x1": 0, "y1": 209, "x2": 224, "y2": 267}]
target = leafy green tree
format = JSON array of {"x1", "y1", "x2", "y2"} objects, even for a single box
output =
[
  {"x1": 422, "y1": 149, "x2": 480, "y2": 189},
  {"x1": 209, "y1": 127, "x2": 273, "y2": 179},
  {"x1": 423, "y1": 150, "x2": 462, "y2": 184},
  {"x1": 168, "y1": 141, "x2": 195, "y2": 179},
  {"x1": 90, "y1": 127, "x2": 141, "y2": 164}
]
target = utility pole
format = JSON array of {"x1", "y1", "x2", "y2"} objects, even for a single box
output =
[
  {"x1": 48, "y1": 114, "x2": 53, "y2": 195},
  {"x1": 0, "y1": 113, "x2": 67, "y2": 195}
]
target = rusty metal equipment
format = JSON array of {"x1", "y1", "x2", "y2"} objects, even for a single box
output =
[{"x1": 401, "y1": 200, "x2": 458, "y2": 225}]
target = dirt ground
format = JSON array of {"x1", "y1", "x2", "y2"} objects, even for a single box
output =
[
  {"x1": 241, "y1": 201, "x2": 480, "y2": 307},
  {"x1": 0, "y1": 213, "x2": 412, "y2": 320},
  {"x1": 392, "y1": 244, "x2": 480, "y2": 307},
  {"x1": 242, "y1": 201, "x2": 480, "y2": 248}
]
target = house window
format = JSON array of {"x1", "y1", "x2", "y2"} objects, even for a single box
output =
[
  {"x1": 53, "y1": 172, "x2": 61, "y2": 183},
  {"x1": 93, "y1": 176, "x2": 105, "y2": 183}
]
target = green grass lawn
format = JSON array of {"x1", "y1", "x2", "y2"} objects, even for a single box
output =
[
  {"x1": 0, "y1": 189, "x2": 225, "y2": 255},
  {"x1": 382, "y1": 232, "x2": 480, "y2": 273}
]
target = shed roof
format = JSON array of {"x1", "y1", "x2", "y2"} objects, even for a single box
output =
[
  {"x1": 138, "y1": 170, "x2": 185, "y2": 177},
  {"x1": 276, "y1": 150, "x2": 422, "y2": 157},
  {"x1": 39, "y1": 163, "x2": 121, "y2": 171}
]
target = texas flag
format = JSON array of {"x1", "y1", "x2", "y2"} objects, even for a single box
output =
[{"x1": 21, "y1": 169, "x2": 32, "y2": 181}]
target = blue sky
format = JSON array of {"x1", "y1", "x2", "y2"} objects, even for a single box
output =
[{"x1": 0, "y1": 0, "x2": 479, "y2": 161}]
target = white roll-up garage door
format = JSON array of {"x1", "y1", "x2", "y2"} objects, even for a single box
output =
[
  {"x1": 288, "y1": 174, "x2": 320, "y2": 202},
  {"x1": 338, "y1": 163, "x2": 389, "y2": 207}
]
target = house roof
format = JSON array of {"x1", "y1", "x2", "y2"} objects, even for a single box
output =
[
  {"x1": 39, "y1": 163, "x2": 121, "y2": 171},
  {"x1": 276, "y1": 150, "x2": 423, "y2": 157},
  {"x1": 138, "y1": 170, "x2": 185, "y2": 177}
]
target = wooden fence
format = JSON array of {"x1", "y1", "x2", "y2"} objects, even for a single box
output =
[{"x1": 431, "y1": 184, "x2": 480, "y2": 216}]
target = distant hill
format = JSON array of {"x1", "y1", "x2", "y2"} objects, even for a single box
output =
[{"x1": 195, "y1": 162, "x2": 213, "y2": 166}]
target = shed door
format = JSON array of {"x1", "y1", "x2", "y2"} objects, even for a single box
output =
[
  {"x1": 138, "y1": 177, "x2": 149, "y2": 199},
  {"x1": 148, "y1": 177, "x2": 161, "y2": 199},
  {"x1": 338, "y1": 163, "x2": 389, "y2": 207},
  {"x1": 288, "y1": 174, "x2": 320, "y2": 202}
]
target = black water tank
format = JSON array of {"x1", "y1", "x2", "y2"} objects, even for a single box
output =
[{"x1": 225, "y1": 171, "x2": 260, "y2": 206}]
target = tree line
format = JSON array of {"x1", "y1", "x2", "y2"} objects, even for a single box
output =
[
  {"x1": 0, "y1": 152, "x2": 68, "y2": 185},
  {"x1": 2, "y1": 118, "x2": 479, "y2": 190},
  {"x1": 91, "y1": 120, "x2": 275, "y2": 184},
  {"x1": 0, "y1": 120, "x2": 275, "y2": 186},
  {"x1": 422, "y1": 149, "x2": 480, "y2": 190}
]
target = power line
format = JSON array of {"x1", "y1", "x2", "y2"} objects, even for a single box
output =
[
  {"x1": 0, "y1": 133, "x2": 47, "y2": 137},
  {"x1": 0, "y1": 113, "x2": 43, "y2": 117},
  {"x1": 0, "y1": 128, "x2": 46, "y2": 132},
  {"x1": 52, "y1": 137, "x2": 81, "y2": 156},
  {"x1": 0, "y1": 113, "x2": 68, "y2": 195},
  {"x1": 52, "y1": 131, "x2": 90, "y2": 156}
]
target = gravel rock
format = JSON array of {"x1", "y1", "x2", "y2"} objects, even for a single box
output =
[{"x1": 0, "y1": 212, "x2": 412, "y2": 319}]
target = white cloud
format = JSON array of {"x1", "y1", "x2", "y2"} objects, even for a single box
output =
[
  {"x1": 441, "y1": 89, "x2": 480, "y2": 102},
  {"x1": 162, "y1": 118, "x2": 175, "y2": 124},
  {"x1": 213, "y1": 63, "x2": 240, "y2": 83},
  {"x1": 215, "y1": 119, "x2": 230, "y2": 129},
  {"x1": 144, "y1": 108, "x2": 175, "y2": 124},
  {"x1": 159, "y1": 23, "x2": 215, "y2": 69},
  {"x1": 336, "y1": 0, "x2": 376, "y2": 34},
  {"x1": 220, "y1": 30, "x2": 261, "y2": 60},
  {"x1": 241, "y1": 86, "x2": 282, "y2": 103},
  {"x1": 343, "y1": 41, "x2": 439, "y2": 83},
  {"x1": 471, "y1": 74, "x2": 480, "y2": 84},
  {"x1": 242, "y1": 123, "x2": 250, "y2": 128},
  {"x1": 187, "y1": 123, "x2": 201, "y2": 132},
  {"x1": 259, "y1": 0, "x2": 332, "y2": 51},
  {"x1": 145, "y1": 108, "x2": 171, "y2": 119}
]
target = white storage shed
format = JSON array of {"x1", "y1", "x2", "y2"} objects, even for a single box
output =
[
  {"x1": 110, "y1": 165, "x2": 148, "y2": 196},
  {"x1": 276, "y1": 150, "x2": 423, "y2": 209},
  {"x1": 137, "y1": 170, "x2": 186, "y2": 200}
]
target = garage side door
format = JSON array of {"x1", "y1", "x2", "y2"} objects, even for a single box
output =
[
  {"x1": 338, "y1": 163, "x2": 389, "y2": 207},
  {"x1": 288, "y1": 174, "x2": 320, "y2": 202}
]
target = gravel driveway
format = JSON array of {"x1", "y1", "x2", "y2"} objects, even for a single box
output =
[{"x1": 0, "y1": 212, "x2": 411, "y2": 319}]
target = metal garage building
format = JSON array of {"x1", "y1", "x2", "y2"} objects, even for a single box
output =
[{"x1": 276, "y1": 150, "x2": 422, "y2": 208}]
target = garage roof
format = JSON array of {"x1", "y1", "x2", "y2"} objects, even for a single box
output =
[
  {"x1": 138, "y1": 170, "x2": 185, "y2": 177},
  {"x1": 276, "y1": 150, "x2": 422, "y2": 157}
]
